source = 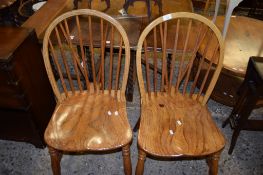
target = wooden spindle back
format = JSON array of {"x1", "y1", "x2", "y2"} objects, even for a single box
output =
[
  {"x1": 136, "y1": 12, "x2": 224, "y2": 105},
  {"x1": 42, "y1": 9, "x2": 130, "y2": 103}
]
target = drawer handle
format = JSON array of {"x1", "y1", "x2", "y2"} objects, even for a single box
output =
[
  {"x1": 7, "y1": 79, "x2": 20, "y2": 86},
  {"x1": 15, "y1": 93, "x2": 26, "y2": 99}
]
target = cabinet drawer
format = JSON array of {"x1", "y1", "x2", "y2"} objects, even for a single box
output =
[
  {"x1": 0, "y1": 64, "x2": 30, "y2": 110},
  {"x1": 0, "y1": 91, "x2": 30, "y2": 110}
]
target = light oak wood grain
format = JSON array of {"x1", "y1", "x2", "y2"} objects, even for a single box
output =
[
  {"x1": 138, "y1": 93, "x2": 225, "y2": 157},
  {"x1": 42, "y1": 9, "x2": 132, "y2": 175},
  {"x1": 135, "y1": 12, "x2": 225, "y2": 175},
  {"x1": 45, "y1": 91, "x2": 132, "y2": 151}
]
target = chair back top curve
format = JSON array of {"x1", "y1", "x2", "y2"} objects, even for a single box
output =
[
  {"x1": 136, "y1": 12, "x2": 224, "y2": 105},
  {"x1": 42, "y1": 9, "x2": 131, "y2": 103}
]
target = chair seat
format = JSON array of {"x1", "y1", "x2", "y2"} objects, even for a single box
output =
[
  {"x1": 45, "y1": 92, "x2": 132, "y2": 152},
  {"x1": 138, "y1": 93, "x2": 225, "y2": 157}
]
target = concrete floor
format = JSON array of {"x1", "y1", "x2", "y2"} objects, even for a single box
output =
[{"x1": 0, "y1": 81, "x2": 262, "y2": 174}]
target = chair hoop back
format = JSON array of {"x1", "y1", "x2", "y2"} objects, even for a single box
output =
[
  {"x1": 42, "y1": 9, "x2": 130, "y2": 103},
  {"x1": 136, "y1": 12, "x2": 224, "y2": 105}
]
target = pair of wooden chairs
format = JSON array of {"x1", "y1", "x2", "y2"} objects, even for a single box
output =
[{"x1": 42, "y1": 9, "x2": 225, "y2": 175}]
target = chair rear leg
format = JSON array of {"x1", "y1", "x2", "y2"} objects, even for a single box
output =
[
  {"x1": 133, "y1": 117, "x2": 140, "y2": 132},
  {"x1": 122, "y1": 144, "x2": 132, "y2": 175},
  {"x1": 48, "y1": 146, "x2": 62, "y2": 175},
  {"x1": 136, "y1": 149, "x2": 146, "y2": 175},
  {"x1": 207, "y1": 150, "x2": 222, "y2": 175}
]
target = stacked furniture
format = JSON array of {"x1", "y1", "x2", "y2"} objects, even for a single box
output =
[{"x1": 0, "y1": 27, "x2": 55, "y2": 148}]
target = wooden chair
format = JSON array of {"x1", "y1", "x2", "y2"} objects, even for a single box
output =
[
  {"x1": 42, "y1": 9, "x2": 132, "y2": 175},
  {"x1": 135, "y1": 12, "x2": 225, "y2": 175}
]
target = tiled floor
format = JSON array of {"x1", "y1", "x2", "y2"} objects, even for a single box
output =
[{"x1": 0, "y1": 81, "x2": 262, "y2": 174}]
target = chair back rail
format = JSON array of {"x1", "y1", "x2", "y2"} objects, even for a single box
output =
[
  {"x1": 136, "y1": 12, "x2": 224, "y2": 105},
  {"x1": 42, "y1": 9, "x2": 130, "y2": 103}
]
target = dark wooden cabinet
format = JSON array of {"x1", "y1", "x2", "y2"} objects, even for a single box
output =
[{"x1": 0, "y1": 27, "x2": 56, "y2": 148}]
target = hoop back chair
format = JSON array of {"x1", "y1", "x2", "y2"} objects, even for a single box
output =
[
  {"x1": 135, "y1": 12, "x2": 225, "y2": 175},
  {"x1": 42, "y1": 9, "x2": 132, "y2": 174}
]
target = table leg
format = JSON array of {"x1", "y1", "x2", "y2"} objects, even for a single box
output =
[
  {"x1": 126, "y1": 50, "x2": 136, "y2": 102},
  {"x1": 146, "y1": 0, "x2": 151, "y2": 19}
]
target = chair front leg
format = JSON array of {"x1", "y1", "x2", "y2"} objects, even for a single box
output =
[
  {"x1": 48, "y1": 146, "x2": 62, "y2": 175},
  {"x1": 135, "y1": 149, "x2": 146, "y2": 175},
  {"x1": 207, "y1": 150, "x2": 222, "y2": 175},
  {"x1": 122, "y1": 144, "x2": 132, "y2": 175}
]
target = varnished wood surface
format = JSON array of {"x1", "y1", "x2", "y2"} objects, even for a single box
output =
[
  {"x1": 114, "y1": 16, "x2": 146, "y2": 49},
  {"x1": 45, "y1": 91, "x2": 132, "y2": 151},
  {"x1": 0, "y1": 27, "x2": 31, "y2": 60},
  {"x1": 0, "y1": 27, "x2": 56, "y2": 148},
  {"x1": 137, "y1": 93, "x2": 225, "y2": 157},
  {"x1": 22, "y1": 0, "x2": 73, "y2": 40},
  {"x1": 42, "y1": 9, "x2": 132, "y2": 174},
  {"x1": 135, "y1": 12, "x2": 225, "y2": 174},
  {"x1": 216, "y1": 16, "x2": 263, "y2": 77}
]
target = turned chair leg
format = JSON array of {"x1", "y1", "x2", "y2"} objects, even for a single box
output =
[
  {"x1": 48, "y1": 146, "x2": 62, "y2": 175},
  {"x1": 207, "y1": 151, "x2": 222, "y2": 175},
  {"x1": 136, "y1": 149, "x2": 146, "y2": 175},
  {"x1": 122, "y1": 144, "x2": 132, "y2": 175}
]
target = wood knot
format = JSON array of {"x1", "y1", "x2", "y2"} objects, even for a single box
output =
[{"x1": 159, "y1": 104, "x2": 164, "y2": 107}]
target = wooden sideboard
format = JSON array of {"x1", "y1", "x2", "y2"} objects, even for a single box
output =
[{"x1": 0, "y1": 27, "x2": 56, "y2": 148}]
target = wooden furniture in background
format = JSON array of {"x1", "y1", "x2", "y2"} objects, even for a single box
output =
[
  {"x1": 74, "y1": 0, "x2": 110, "y2": 10},
  {"x1": 87, "y1": 0, "x2": 193, "y2": 18},
  {"x1": 0, "y1": 27, "x2": 56, "y2": 148},
  {"x1": 42, "y1": 9, "x2": 132, "y2": 174},
  {"x1": 113, "y1": 16, "x2": 146, "y2": 101},
  {"x1": 222, "y1": 56, "x2": 263, "y2": 154},
  {"x1": 122, "y1": 0, "x2": 163, "y2": 19},
  {"x1": 208, "y1": 0, "x2": 244, "y2": 39},
  {"x1": 210, "y1": 16, "x2": 263, "y2": 106},
  {"x1": 22, "y1": 0, "x2": 73, "y2": 40},
  {"x1": 135, "y1": 12, "x2": 225, "y2": 175},
  {"x1": 18, "y1": 0, "x2": 36, "y2": 18},
  {"x1": 0, "y1": 0, "x2": 18, "y2": 25},
  {"x1": 193, "y1": 2, "x2": 263, "y2": 107}
]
